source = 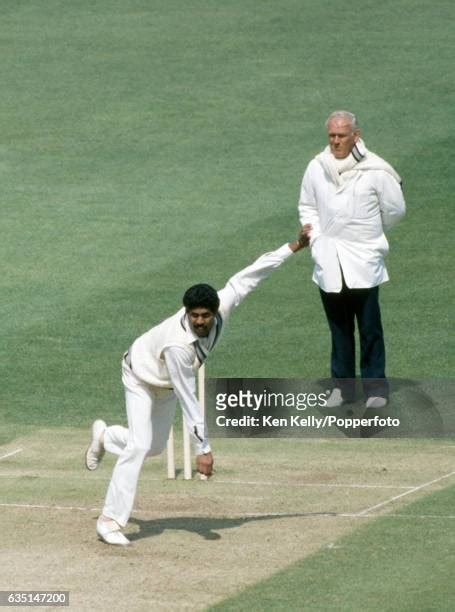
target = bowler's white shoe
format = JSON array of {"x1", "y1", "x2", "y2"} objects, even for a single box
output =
[
  {"x1": 96, "y1": 517, "x2": 130, "y2": 546},
  {"x1": 326, "y1": 388, "x2": 345, "y2": 408},
  {"x1": 85, "y1": 419, "x2": 106, "y2": 471},
  {"x1": 366, "y1": 396, "x2": 388, "y2": 409}
]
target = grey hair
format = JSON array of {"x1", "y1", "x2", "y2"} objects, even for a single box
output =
[{"x1": 325, "y1": 110, "x2": 359, "y2": 131}]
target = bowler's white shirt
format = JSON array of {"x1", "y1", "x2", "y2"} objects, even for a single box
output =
[{"x1": 299, "y1": 158, "x2": 405, "y2": 292}]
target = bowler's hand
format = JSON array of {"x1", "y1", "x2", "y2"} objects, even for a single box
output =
[
  {"x1": 289, "y1": 224, "x2": 312, "y2": 252},
  {"x1": 196, "y1": 452, "x2": 214, "y2": 477}
]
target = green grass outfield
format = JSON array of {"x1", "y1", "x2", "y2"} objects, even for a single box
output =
[
  {"x1": 210, "y1": 483, "x2": 455, "y2": 612},
  {"x1": 1, "y1": 0, "x2": 454, "y2": 610}
]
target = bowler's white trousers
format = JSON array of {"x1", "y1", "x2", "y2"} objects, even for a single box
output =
[{"x1": 102, "y1": 359, "x2": 177, "y2": 526}]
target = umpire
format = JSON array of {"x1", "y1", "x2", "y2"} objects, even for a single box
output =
[{"x1": 299, "y1": 111, "x2": 405, "y2": 408}]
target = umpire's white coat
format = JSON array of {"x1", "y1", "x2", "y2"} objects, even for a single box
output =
[{"x1": 298, "y1": 144, "x2": 406, "y2": 293}]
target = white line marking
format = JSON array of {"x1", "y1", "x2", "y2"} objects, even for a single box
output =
[
  {"x1": 0, "y1": 473, "x2": 110, "y2": 480},
  {"x1": 381, "y1": 513, "x2": 455, "y2": 520},
  {"x1": 1, "y1": 502, "x2": 455, "y2": 521},
  {"x1": 213, "y1": 479, "x2": 415, "y2": 490},
  {"x1": 1, "y1": 470, "x2": 453, "y2": 520},
  {"x1": 0, "y1": 448, "x2": 23, "y2": 461},
  {"x1": 0, "y1": 472, "x2": 415, "y2": 490},
  {"x1": 0, "y1": 502, "x2": 99, "y2": 512},
  {"x1": 356, "y1": 470, "x2": 455, "y2": 516}
]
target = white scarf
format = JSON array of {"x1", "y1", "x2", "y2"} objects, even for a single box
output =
[{"x1": 316, "y1": 139, "x2": 402, "y2": 191}]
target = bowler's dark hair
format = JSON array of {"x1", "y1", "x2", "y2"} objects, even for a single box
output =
[{"x1": 183, "y1": 283, "x2": 220, "y2": 313}]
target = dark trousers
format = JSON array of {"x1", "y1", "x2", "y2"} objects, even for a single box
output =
[{"x1": 319, "y1": 278, "x2": 388, "y2": 400}]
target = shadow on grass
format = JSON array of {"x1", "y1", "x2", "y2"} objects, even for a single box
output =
[{"x1": 128, "y1": 512, "x2": 338, "y2": 542}]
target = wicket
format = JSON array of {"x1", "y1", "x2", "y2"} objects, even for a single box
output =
[{"x1": 166, "y1": 365, "x2": 205, "y2": 479}]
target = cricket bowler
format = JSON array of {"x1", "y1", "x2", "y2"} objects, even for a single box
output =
[{"x1": 86, "y1": 228, "x2": 310, "y2": 545}]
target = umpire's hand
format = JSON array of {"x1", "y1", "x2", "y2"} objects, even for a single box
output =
[{"x1": 196, "y1": 452, "x2": 214, "y2": 477}]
